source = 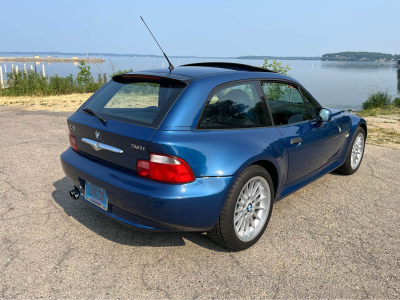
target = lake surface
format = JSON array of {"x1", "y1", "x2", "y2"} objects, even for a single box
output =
[{"x1": 1, "y1": 54, "x2": 399, "y2": 110}]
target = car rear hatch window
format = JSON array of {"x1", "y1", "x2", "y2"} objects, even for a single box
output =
[
  {"x1": 81, "y1": 75, "x2": 187, "y2": 128},
  {"x1": 68, "y1": 75, "x2": 187, "y2": 173}
]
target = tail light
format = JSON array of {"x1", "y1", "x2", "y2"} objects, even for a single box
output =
[
  {"x1": 69, "y1": 128, "x2": 78, "y2": 152},
  {"x1": 137, "y1": 153, "x2": 195, "y2": 184}
]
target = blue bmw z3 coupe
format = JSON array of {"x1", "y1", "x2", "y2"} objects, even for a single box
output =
[{"x1": 61, "y1": 62, "x2": 367, "y2": 251}]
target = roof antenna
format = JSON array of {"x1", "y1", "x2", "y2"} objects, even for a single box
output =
[{"x1": 140, "y1": 16, "x2": 174, "y2": 71}]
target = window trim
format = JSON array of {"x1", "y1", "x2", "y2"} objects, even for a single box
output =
[
  {"x1": 298, "y1": 86, "x2": 322, "y2": 121},
  {"x1": 257, "y1": 79, "x2": 317, "y2": 127},
  {"x1": 195, "y1": 79, "x2": 273, "y2": 131}
]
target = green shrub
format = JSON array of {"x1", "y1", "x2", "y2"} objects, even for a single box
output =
[
  {"x1": 260, "y1": 59, "x2": 291, "y2": 75},
  {"x1": 394, "y1": 97, "x2": 400, "y2": 108},
  {"x1": 362, "y1": 89, "x2": 393, "y2": 110},
  {"x1": 0, "y1": 61, "x2": 110, "y2": 97},
  {"x1": 110, "y1": 68, "x2": 133, "y2": 78},
  {"x1": 49, "y1": 74, "x2": 78, "y2": 94}
]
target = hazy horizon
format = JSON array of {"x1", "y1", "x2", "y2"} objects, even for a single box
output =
[{"x1": 0, "y1": 0, "x2": 399, "y2": 57}]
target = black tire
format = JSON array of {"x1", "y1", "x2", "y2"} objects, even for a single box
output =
[
  {"x1": 207, "y1": 165, "x2": 274, "y2": 251},
  {"x1": 336, "y1": 126, "x2": 366, "y2": 175}
]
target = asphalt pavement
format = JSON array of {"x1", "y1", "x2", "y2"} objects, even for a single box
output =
[{"x1": 0, "y1": 107, "x2": 399, "y2": 299}]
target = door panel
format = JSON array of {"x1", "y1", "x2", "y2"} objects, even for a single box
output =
[{"x1": 277, "y1": 120, "x2": 341, "y2": 184}]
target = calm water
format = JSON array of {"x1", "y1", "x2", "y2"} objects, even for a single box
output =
[{"x1": 1, "y1": 54, "x2": 399, "y2": 110}]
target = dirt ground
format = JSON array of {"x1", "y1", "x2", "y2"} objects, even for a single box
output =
[{"x1": 362, "y1": 114, "x2": 400, "y2": 148}]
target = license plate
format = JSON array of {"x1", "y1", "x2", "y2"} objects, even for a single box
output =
[{"x1": 85, "y1": 181, "x2": 108, "y2": 211}]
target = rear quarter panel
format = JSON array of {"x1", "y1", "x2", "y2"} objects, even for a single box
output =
[{"x1": 148, "y1": 127, "x2": 288, "y2": 187}]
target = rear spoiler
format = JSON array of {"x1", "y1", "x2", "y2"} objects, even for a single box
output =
[{"x1": 112, "y1": 72, "x2": 193, "y2": 85}]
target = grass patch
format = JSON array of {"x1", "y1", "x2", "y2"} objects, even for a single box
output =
[
  {"x1": 367, "y1": 127, "x2": 400, "y2": 145},
  {"x1": 355, "y1": 106, "x2": 400, "y2": 117},
  {"x1": 0, "y1": 94, "x2": 93, "y2": 111},
  {"x1": 358, "y1": 88, "x2": 400, "y2": 117}
]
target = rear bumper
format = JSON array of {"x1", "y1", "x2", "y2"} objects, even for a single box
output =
[{"x1": 60, "y1": 148, "x2": 234, "y2": 231}]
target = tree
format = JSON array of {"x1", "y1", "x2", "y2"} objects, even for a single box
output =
[
  {"x1": 260, "y1": 59, "x2": 291, "y2": 75},
  {"x1": 110, "y1": 68, "x2": 133, "y2": 78},
  {"x1": 76, "y1": 60, "x2": 93, "y2": 89}
]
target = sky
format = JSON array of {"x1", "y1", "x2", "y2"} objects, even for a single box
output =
[{"x1": 0, "y1": 0, "x2": 399, "y2": 57}]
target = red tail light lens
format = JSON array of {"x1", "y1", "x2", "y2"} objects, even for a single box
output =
[
  {"x1": 69, "y1": 129, "x2": 78, "y2": 152},
  {"x1": 137, "y1": 153, "x2": 195, "y2": 184}
]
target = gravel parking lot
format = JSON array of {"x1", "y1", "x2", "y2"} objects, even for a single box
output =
[{"x1": 1, "y1": 107, "x2": 399, "y2": 299}]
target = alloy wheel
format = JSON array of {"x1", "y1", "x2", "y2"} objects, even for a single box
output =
[
  {"x1": 234, "y1": 176, "x2": 271, "y2": 242},
  {"x1": 351, "y1": 133, "x2": 364, "y2": 169}
]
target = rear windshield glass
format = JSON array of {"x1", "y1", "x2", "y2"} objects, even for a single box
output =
[{"x1": 81, "y1": 79, "x2": 186, "y2": 128}]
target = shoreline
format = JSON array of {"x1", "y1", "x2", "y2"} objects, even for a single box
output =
[{"x1": 0, "y1": 57, "x2": 105, "y2": 63}]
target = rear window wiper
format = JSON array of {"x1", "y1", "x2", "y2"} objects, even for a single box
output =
[{"x1": 82, "y1": 108, "x2": 107, "y2": 124}]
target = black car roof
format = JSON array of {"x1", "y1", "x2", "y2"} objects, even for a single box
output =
[
  {"x1": 126, "y1": 62, "x2": 275, "y2": 80},
  {"x1": 182, "y1": 62, "x2": 275, "y2": 73}
]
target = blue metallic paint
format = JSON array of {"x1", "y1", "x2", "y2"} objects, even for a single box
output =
[
  {"x1": 148, "y1": 127, "x2": 286, "y2": 178},
  {"x1": 60, "y1": 65, "x2": 367, "y2": 232},
  {"x1": 276, "y1": 119, "x2": 342, "y2": 184},
  {"x1": 61, "y1": 148, "x2": 235, "y2": 231}
]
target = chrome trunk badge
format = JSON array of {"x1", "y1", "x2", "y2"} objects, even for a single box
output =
[
  {"x1": 81, "y1": 138, "x2": 123, "y2": 154},
  {"x1": 95, "y1": 131, "x2": 101, "y2": 140}
]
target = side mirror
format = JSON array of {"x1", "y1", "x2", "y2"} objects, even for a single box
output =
[{"x1": 318, "y1": 108, "x2": 332, "y2": 122}]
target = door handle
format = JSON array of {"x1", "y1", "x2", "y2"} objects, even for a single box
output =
[{"x1": 290, "y1": 137, "x2": 303, "y2": 145}]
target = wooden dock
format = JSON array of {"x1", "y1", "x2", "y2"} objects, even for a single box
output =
[{"x1": 0, "y1": 57, "x2": 105, "y2": 63}]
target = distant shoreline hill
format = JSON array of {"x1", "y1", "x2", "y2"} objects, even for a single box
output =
[
  {"x1": 322, "y1": 51, "x2": 400, "y2": 62},
  {"x1": 236, "y1": 55, "x2": 321, "y2": 60}
]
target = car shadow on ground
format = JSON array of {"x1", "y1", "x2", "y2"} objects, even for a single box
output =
[
  {"x1": 329, "y1": 170, "x2": 348, "y2": 176},
  {"x1": 52, "y1": 177, "x2": 229, "y2": 252}
]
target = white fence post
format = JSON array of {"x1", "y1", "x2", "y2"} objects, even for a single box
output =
[
  {"x1": 42, "y1": 64, "x2": 45, "y2": 77},
  {"x1": 4, "y1": 64, "x2": 6, "y2": 73},
  {"x1": 30, "y1": 65, "x2": 33, "y2": 71},
  {"x1": 0, "y1": 66, "x2": 3, "y2": 89},
  {"x1": 15, "y1": 65, "x2": 18, "y2": 72},
  {"x1": 11, "y1": 64, "x2": 14, "y2": 71},
  {"x1": 24, "y1": 64, "x2": 27, "y2": 74}
]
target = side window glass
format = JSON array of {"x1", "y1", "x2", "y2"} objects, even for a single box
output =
[
  {"x1": 198, "y1": 82, "x2": 272, "y2": 129},
  {"x1": 300, "y1": 88, "x2": 320, "y2": 119},
  {"x1": 261, "y1": 82, "x2": 311, "y2": 125}
]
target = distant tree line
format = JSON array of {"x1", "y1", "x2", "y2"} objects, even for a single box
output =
[
  {"x1": 237, "y1": 55, "x2": 321, "y2": 60},
  {"x1": 322, "y1": 51, "x2": 400, "y2": 62}
]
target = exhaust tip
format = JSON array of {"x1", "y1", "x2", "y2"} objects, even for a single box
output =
[{"x1": 69, "y1": 187, "x2": 80, "y2": 200}]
